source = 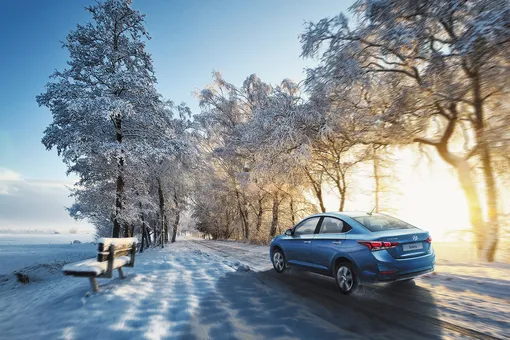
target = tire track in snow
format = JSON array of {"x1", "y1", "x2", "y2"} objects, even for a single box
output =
[{"x1": 191, "y1": 240, "x2": 503, "y2": 340}]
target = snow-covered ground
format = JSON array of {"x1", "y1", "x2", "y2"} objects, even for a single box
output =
[
  {"x1": 0, "y1": 239, "x2": 508, "y2": 339},
  {"x1": 1, "y1": 242, "x2": 360, "y2": 339}
]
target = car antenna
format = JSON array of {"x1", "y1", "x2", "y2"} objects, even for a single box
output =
[{"x1": 367, "y1": 205, "x2": 376, "y2": 215}]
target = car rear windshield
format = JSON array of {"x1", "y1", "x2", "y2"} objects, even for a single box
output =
[{"x1": 353, "y1": 215, "x2": 418, "y2": 232}]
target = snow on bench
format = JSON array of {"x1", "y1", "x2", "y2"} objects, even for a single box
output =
[
  {"x1": 63, "y1": 237, "x2": 137, "y2": 292},
  {"x1": 97, "y1": 237, "x2": 138, "y2": 249},
  {"x1": 62, "y1": 256, "x2": 132, "y2": 276}
]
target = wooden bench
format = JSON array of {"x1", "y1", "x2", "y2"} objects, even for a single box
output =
[{"x1": 63, "y1": 237, "x2": 137, "y2": 292}]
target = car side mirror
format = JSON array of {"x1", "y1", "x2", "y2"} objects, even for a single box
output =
[{"x1": 285, "y1": 229, "x2": 293, "y2": 236}]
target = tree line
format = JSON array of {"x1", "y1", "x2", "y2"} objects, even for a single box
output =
[{"x1": 38, "y1": 0, "x2": 510, "y2": 261}]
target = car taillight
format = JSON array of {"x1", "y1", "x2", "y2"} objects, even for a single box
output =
[
  {"x1": 358, "y1": 241, "x2": 399, "y2": 251},
  {"x1": 425, "y1": 236, "x2": 432, "y2": 243}
]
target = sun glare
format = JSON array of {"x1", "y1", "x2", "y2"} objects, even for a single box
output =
[
  {"x1": 323, "y1": 147, "x2": 472, "y2": 242},
  {"x1": 397, "y1": 157, "x2": 471, "y2": 242}
]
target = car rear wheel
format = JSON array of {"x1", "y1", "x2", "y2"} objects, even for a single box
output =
[
  {"x1": 272, "y1": 249, "x2": 286, "y2": 273},
  {"x1": 335, "y1": 263, "x2": 358, "y2": 294}
]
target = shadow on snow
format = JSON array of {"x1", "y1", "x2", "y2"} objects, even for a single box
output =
[{"x1": 0, "y1": 250, "x2": 441, "y2": 340}]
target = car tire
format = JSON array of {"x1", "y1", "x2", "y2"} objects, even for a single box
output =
[
  {"x1": 335, "y1": 262, "x2": 359, "y2": 294},
  {"x1": 272, "y1": 249, "x2": 286, "y2": 273}
]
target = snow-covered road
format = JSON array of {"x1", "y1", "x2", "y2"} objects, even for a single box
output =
[
  {"x1": 0, "y1": 240, "x2": 508, "y2": 339},
  {"x1": 191, "y1": 240, "x2": 510, "y2": 340}
]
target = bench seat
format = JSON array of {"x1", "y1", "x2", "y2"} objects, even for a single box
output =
[{"x1": 63, "y1": 255, "x2": 132, "y2": 276}]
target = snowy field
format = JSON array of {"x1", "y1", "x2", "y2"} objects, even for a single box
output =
[
  {"x1": 0, "y1": 233, "x2": 94, "y2": 245},
  {"x1": 0, "y1": 239, "x2": 508, "y2": 339},
  {"x1": 0, "y1": 233, "x2": 95, "y2": 275}
]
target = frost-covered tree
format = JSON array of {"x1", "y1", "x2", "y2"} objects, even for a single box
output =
[
  {"x1": 246, "y1": 77, "x2": 374, "y2": 215},
  {"x1": 37, "y1": 0, "x2": 169, "y2": 238},
  {"x1": 192, "y1": 74, "x2": 318, "y2": 241},
  {"x1": 301, "y1": 0, "x2": 510, "y2": 261},
  {"x1": 193, "y1": 73, "x2": 273, "y2": 240},
  {"x1": 243, "y1": 79, "x2": 323, "y2": 234},
  {"x1": 308, "y1": 78, "x2": 405, "y2": 212}
]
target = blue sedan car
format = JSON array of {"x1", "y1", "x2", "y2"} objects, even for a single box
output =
[{"x1": 270, "y1": 212, "x2": 435, "y2": 294}]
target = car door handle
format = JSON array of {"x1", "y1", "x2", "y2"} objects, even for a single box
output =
[
  {"x1": 332, "y1": 241, "x2": 341, "y2": 245},
  {"x1": 304, "y1": 240, "x2": 311, "y2": 244}
]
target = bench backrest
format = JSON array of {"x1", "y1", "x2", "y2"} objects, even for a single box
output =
[
  {"x1": 97, "y1": 237, "x2": 137, "y2": 262},
  {"x1": 95, "y1": 237, "x2": 137, "y2": 278}
]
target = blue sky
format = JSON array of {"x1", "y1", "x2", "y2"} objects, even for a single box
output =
[
  {"x1": 0, "y1": 0, "x2": 347, "y2": 180},
  {"x1": 0, "y1": 0, "x2": 348, "y2": 231}
]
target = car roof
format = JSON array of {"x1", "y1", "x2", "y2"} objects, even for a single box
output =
[{"x1": 312, "y1": 211, "x2": 384, "y2": 219}]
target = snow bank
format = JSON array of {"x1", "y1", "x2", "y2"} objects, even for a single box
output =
[{"x1": 5, "y1": 262, "x2": 67, "y2": 285}]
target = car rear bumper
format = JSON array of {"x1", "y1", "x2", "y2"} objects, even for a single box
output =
[{"x1": 356, "y1": 248, "x2": 436, "y2": 283}]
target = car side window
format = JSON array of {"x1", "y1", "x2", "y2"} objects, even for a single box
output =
[
  {"x1": 319, "y1": 217, "x2": 350, "y2": 234},
  {"x1": 294, "y1": 218, "x2": 320, "y2": 236}
]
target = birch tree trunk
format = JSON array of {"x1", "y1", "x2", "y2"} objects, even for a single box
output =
[
  {"x1": 235, "y1": 189, "x2": 250, "y2": 239},
  {"x1": 454, "y1": 159, "x2": 485, "y2": 256},
  {"x1": 289, "y1": 197, "x2": 296, "y2": 225},
  {"x1": 171, "y1": 190, "x2": 179, "y2": 243},
  {"x1": 304, "y1": 167, "x2": 326, "y2": 213},
  {"x1": 472, "y1": 72, "x2": 499, "y2": 262},
  {"x1": 256, "y1": 197, "x2": 263, "y2": 232},
  {"x1": 373, "y1": 148, "x2": 380, "y2": 213},
  {"x1": 157, "y1": 178, "x2": 166, "y2": 248},
  {"x1": 269, "y1": 193, "x2": 279, "y2": 238},
  {"x1": 113, "y1": 117, "x2": 124, "y2": 238},
  {"x1": 480, "y1": 144, "x2": 499, "y2": 261},
  {"x1": 140, "y1": 210, "x2": 146, "y2": 253}
]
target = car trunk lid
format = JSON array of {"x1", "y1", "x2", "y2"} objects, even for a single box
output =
[{"x1": 372, "y1": 229, "x2": 431, "y2": 259}]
